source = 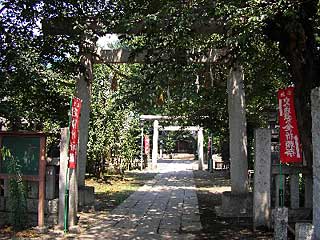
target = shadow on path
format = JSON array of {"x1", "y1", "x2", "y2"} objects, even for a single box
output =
[
  {"x1": 193, "y1": 170, "x2": 274, "y2": 240},
  {"x1": 78, "y1": 160, "x2": 202, "y2": 239}
]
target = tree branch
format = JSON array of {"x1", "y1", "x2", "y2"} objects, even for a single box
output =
[
  {"x1": 0, "y1": 6, "x2": 6, "y2": 15},
  {"x1": 106, "y1": 64, "x2": 131, "y2": 80}
]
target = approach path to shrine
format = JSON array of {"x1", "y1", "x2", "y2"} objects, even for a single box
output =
[{"x1": 78, "y1": 159, "x2": 202, "y2": 239}]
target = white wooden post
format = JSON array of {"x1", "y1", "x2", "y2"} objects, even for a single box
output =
[
  {"x1": 152, "y1": 120, "x2": 159, "y2": 170},
  {"x1": 197, "y1": 127, "x2": 204, "y2": 170}
]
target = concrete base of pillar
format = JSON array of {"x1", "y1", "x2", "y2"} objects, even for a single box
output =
[
  {"x1": 273, "y1": 207, "x2": 288, "y2": 240},
  {"x1": 78, "y1": 186, "x2": 95, "y2": 210},
  {"x1": 215, "y1": 191, "x2": 253, "y2": 217}
]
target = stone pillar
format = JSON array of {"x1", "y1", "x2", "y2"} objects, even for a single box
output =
[
  {"x1": 273, "y1": 207, "x2": 288, "y2": 240},
  {"x1": 46, "y1": 166, "x2": 56, "y2": 200},
  {"x1": 152, "y1": 120, "x2": 159, "y2": 170},
  {"x1": 304, "y1": 175, "x2": 313, "y2": 208},
  {"x1": 275, "y1": 174, "x2": 285, "y2": 207},
  {"x1": 68, "y1": 168, "x2": 78, "y2": 229},
  {"x1": 227, "y1": 63, "x2": 248, "y2": 194},
  {"x1": 58, "y1": 128, "x2": 68, "y2": 228},
  {"x1": 76, "y1": 53, "x2": 93, "y2": 187},
  {"x1": 295, "y1": 223, "x2": 314, "y2": 240},
  {"x1": 58, "y1": 128, "x2": 78, "y2": 230},
  {"x1": 290, "y1": 174, "x2": 300, "y2": 209},
  {"x1": 311, "y1": 87, "x2": 320, "y2": 239},
  {"x1": 197, "y1": 128, "x2": 204, "y2": 170},
  {"x1": 253, "y1": 128, "x2": 271, "y2": 229}
]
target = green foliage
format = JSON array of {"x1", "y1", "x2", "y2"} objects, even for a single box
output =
[
  {"x1": 161, "y1": 131, "x2": 196, "y2": 155},
  {"x1": 1, "y1": 0, "x2": 320, "y2": 173},
  {"x1": 1, "y1": 148, "x2": 28, "y2": 231},
  {"x1": 87, "y1": 64, "x2": 140, "y2": 176},
  {"x1": 162, "y1": 133, "x2": 176, "y2": 155}
]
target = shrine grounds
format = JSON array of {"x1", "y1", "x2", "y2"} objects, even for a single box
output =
[{"x1": 0, "y1": 158, "x2": 284, "y2": 239}]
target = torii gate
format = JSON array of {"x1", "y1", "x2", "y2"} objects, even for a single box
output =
[
  {"x1": 44, "y1": 18, "x2": 248, "y2": 195},
  {"x1": 139, "y1": 115, "x2": 204, "y2": 170},
  {"x1": 45, "y1": 18, "x2": 249, "y2": 221},
  {"x1": 158, "y1": 125, "x2": 204, "y2": 170}
]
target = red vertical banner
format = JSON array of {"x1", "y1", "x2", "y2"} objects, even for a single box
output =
[
  {"x1": 278, "y1": 87, "x2": 302, "y2": 163},
  {"x1": 68, "y1": 97, "x2": 82, "y2": 169},
  {"x1": 144, "y1": 135, "x2": 150, "y2": 155}
]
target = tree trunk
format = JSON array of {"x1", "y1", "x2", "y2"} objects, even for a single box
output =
[
  {"x1": 284, "y1": 17, "x2": 319, "y2": 167},
  {"x1": 265, "y1": 2, "x2": 320, "y2": 167}
]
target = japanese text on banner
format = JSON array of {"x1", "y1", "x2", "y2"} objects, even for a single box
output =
[
  {"x1": 68, "y1": 97, "x2": 82, "y2": 169},
  {"x1": 278, "y1": 87, "x2": 302, "y2": 163}
]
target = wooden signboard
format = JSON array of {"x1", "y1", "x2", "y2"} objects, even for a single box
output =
[{"x1": 0, "y1": 131, "x2": 46, "y2": 227}]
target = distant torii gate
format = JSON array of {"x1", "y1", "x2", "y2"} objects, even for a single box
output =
[{"x1": 139, "y1": 115, "x2": 204, "y2": 171}]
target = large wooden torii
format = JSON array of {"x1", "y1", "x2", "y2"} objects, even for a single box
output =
[
  {"x1": 44, "y1": 17, "x2": 248, "y2": 199},
  {"x1": 81, "y1": 47, "x2": 221, "y2": 183}
]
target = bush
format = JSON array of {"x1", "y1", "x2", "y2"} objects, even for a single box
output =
[{"x1": 2, "y1": 148, "x2": 28, "y2": 231}]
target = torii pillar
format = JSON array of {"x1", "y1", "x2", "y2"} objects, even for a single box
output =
[
  {"x1": 216, "y1": 63, "x2": 250, "y2": 217},
  {"x1": 228, "y1": 63, "x2": 248, "y2": 194},
  {"x1": 197, "y1": 127, "x2": 204, "y2": 170},
  {"x1": 152, "y1": 120, "x2": 159, "y2": 170}
]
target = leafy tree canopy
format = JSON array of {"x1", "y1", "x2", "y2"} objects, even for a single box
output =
[{"x1": 1, "y1": 0, "x2": 319, "y2": 166}]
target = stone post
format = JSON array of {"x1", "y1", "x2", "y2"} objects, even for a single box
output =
[
  {"x1": 253, "y1": 128, "x2": 271, "y2": 229},
  {"x1": 290, "y1": 174, "x2": 300, "y2": 209},
  {"x1": 58, "y1": 128, "x2": 68, "y2": 228},
  {"x1": 197, "y1": 127, "x2": 204, "y2": 170},
  {"x1": 68, "y1": 168, "x2": 78, "y2": 229},
  {"x1": 58, "y1": 128, "x2": 78, "y2": 230},
  {"x1": 227, "y1": 63, "x2": 248, "y2": 194},
  {"x1": 273, "y1": 207, "x2": 288, "y2": 240},
  {"x1": 152, "y1": 120, "x2": 159, "y2": 170},
  {"x1": 311, "y1": 87, "x2": 320, "y2": 239},
  {"x1": 295, "y1": 223, "x2": 314, "y2": 240},
  {"x1": 304, "y1": 175, "x2": 312, "y2": 208},
  {"x1": 46, "y1": 166, "x2": 56, "y2": 200},
  {"x1": 275, "y1": 174, "x2": 285, "y2": 207},
  {"x1": 76, "y1": 47, "x2": 94, "y2": 187}
]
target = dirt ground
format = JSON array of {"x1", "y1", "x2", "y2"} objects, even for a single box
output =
[
  {"x1": 0, "y1": 168, "x2": 288, "y2": 239},
  {"x1": 0, "y1": 171, "x2": 157, "y2": 239},
  {"x1": 193, "y1": 169, "x2": 274, "y2": 240}
]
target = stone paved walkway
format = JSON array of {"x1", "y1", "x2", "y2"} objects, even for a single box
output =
[{"x1": 78, "y1": 160, "x2": 202, "y2": 239}]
